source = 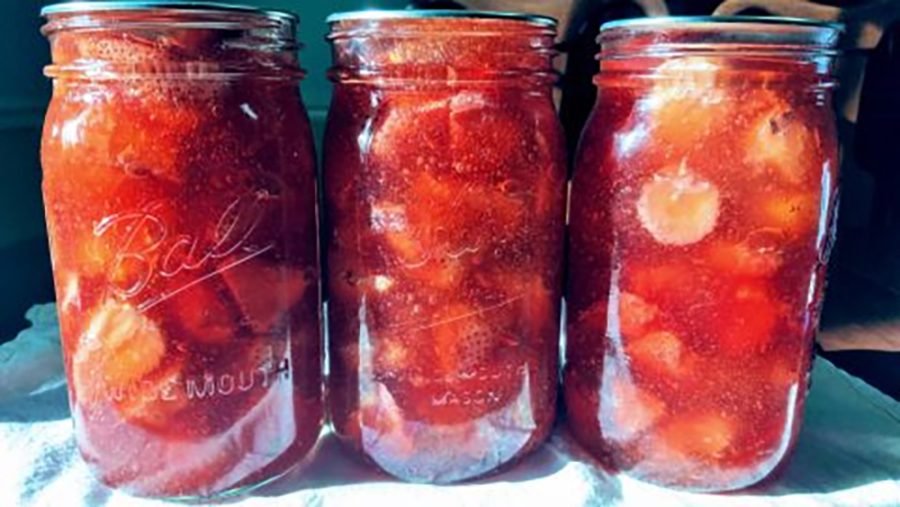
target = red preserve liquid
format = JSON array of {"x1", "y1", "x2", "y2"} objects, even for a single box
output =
[
  {"x1": 564, "y1": 18, "x2": 842, "y2": 491},
  {"x1": 40, "y1": 4, "x2": 322, "y2": 499},
  {"x1": 324, "y1": 11, "x2": 566, "y2": 483}
]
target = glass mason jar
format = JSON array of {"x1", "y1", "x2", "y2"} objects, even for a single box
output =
[
  {"x1": 324, "y1": 11, "x2": 567, "y2": 483},
  {"x1": 564, "y1": 17, "x2": 842, "y2": 492},
  {"x1": 40, "y1": 2, "x2": 322, "y2": 499}
]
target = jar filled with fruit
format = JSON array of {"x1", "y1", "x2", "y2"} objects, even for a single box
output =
[
  {"x1": 564, "y1": 16, "x2": 842, "y2": 492},
  {"x1": 40, "y1": 1, "x2": 322, "y2": 499},
  {"x1": 324, "y1": 10, "x2": 567, "y2": 483}
]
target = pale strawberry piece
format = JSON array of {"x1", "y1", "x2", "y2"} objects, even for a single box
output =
[
  {"x1": 643, "y1": 57, "x2": 728, "y2": 147},
  {"x1": 637, "y1": 163, "x2": 721, "y2": 246},
  {"x1": 73, "y1": 300, "x2": 167, "y2": 403},
  {"x1": 704, "y1": 238, "x2": 783, "y2": 278},
  {"x1": 658, "y1": 412, "x2": 737, "y2": 461},
  {"x1": 116, "y1": 357, "x2": 188, "y2": 433},
  {"x1": 602, "y1": 376, "x2": 666, "y2": 441},
  {"x1": 619, "y1": 292, "x2": 659, "y2": 337},
  {"x1": 745, "y1": 103, "x2": 817, "y2": 185},
  {"x1": 221, "y1": 260, "x2": 309, "y2": 335},
  {"x1": 627, "y1": 331, "x2": 691, "y2": 377}
]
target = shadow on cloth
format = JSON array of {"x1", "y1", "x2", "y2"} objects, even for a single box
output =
[{"x1": 0, "y1": 386, "x2": 70, "y2": 423}]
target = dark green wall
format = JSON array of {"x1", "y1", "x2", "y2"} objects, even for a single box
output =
[
  {"x1": 1, "y1": 2, "x2": 51, "y2": 250},
  {"x1": 0, "y1": 0, "x2": 407, "y2": 250}
]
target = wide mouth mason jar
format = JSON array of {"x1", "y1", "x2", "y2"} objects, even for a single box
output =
[
  {"x1": 324, "y1": 10, "x2": 567, "y2": 483},
  {"x1": 40, "y1": 1, "x2": 322, "y2": 499},
  {"x1": 564, "y1": 16, "x2": 842, "y2": 492}
]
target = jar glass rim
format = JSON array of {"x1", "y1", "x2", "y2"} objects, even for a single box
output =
[
  {"x1": 599, "y1": 15, "x2": 843, "y2": 61},
  {"x1": 42, "y1": 1, "x2": 304, "y2": 80},
  {"x1": 40, "y1": 1, "x2": 296, "y2": 24},
  {"x1": 326, "y1": 9, "x2": 557, "y2": 28},
  {"x1": 601, "y1": 15, "x2": 844, "y2": 34}
]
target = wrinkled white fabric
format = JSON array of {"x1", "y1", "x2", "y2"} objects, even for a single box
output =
[
  {"x1": 0, "y1": 304, "x2": 898, "y2": 507},
  {"x1": 0, "y1": 304, "x2": 66, "y2": 403}
]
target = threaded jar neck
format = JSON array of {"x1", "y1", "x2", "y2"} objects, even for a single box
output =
[
  {"x1": 596, "y1": 16, "x2": 843, "y2": 87},
  {"x1": 42, "y1": 1, "x2": 303, "y2": 81},
  {"x1": 327, "y1": 10, "x2": 559, "y2": 87}
]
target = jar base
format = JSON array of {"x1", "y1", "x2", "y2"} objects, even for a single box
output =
[
  {"x1": 619, "y1": 464, "x2": 782, "y2": 494},
  {"x1": 333, "y1": 418, "x2": 555, "y2": 484},
  {"x1": 125, "y1": 462, "x2": 300, "y2": 504}
]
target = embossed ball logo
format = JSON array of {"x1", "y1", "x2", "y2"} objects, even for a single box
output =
[{"x1": 92, "y1": 191, "x2": 276, "y2": 310}]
